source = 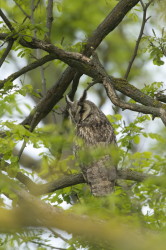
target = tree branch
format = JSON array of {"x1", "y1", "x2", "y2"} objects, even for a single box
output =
[
  {"x1": 124, "y1": 1, "x2": 151, "y2": 79},
  {"x1": 108, "y1": 76, "x2": 165, "y2": 109},
  {"x1": 0, "y1": 34, "x2": 166, "y2": 127},
  {"x1": 155, "y1": 91, "x2": 166, "y2": 103},
  {"x1": 0, "y1": 174, "x2": 164, "y2": 250},
  {"x1": 13, "y1": 0, "x2": 30, "y2": 19},
  {"x1": 103, "y1": 77, "x2": 166, "y2": 126},
  {"x1": 16, "y1": 168, "x2": 155, "y2": 196},
  {"x1": 0, "y1": 54, "x2": 56, "y2": 89},
  {"x1": 103, "y1": 78, "x2": 160, "y2": 116},
  {"x1": 16, "y1": 46, "x2": 166, "y2": 128},
  {"x1": 0, "y1": 0, "x2": 146, "y2": 130},
  {"x1": 67, "y1": 72, "x2": 82, "y2": 101},
  {"x1": 0, "y1": 9, "x2": 14, "y2": 31},
  {"x1": 20, "y1": 66, "x2": 77, "y2": 129},
  {"x1": 0, "y1": 203, "x2": 165, "y2": 250},
  {"x1": 46, "y1": 0, "x2": 54, "y2": 42},
  {"x1": 84, "y1": 0, "x2": 140, "y2": 55},
  {"x1": 0, "y1": 39, "x2": 14, "y2": 67}
]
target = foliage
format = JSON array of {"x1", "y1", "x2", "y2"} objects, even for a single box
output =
[{"x1": 0, "y1": 0, "x2": 166, "y2": 249}]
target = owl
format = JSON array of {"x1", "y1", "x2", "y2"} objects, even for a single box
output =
[{"x1": 66, "y1": 90, "x2": 117, "y2": 196}]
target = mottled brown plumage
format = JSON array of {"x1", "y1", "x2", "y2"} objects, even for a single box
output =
[{"x1": 66, "y1": 91, "x2": 117, "y2": 196}]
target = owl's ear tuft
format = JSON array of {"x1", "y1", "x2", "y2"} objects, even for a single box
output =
[
  {"x1": 79, "y1": 90, "x2": 87, "y2": 104},
  {"x1": 65, "y1": 95, "x2": 73, "y2": 105}
]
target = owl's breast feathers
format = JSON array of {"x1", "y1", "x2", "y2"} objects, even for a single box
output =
[
  {"x1": 76, "y1": 119, "x2": 117, "y2": 196},
  {"x1": 76, "y1": 119, "x2": 116, "y2": 146}
]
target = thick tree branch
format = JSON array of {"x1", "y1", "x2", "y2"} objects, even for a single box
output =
[
  {"x1": 155, "y1": 92, "x2": 166, "y2": 103},
  {"x1": 21, "y1": 66, "x2": 77, "y2": 129},
  {"x1": 17, "y1": 48, "x2": 166, "y2": 128},
  {"x1": 31, "y1": 173, "x2": 85, "y2": 195},
  {"x1": 0, "y1": 204, "x2": 165, "y2": 250},
  {"x1": 85, "y1": 0, "x2": 140, "y2": 55},
  {"x1": 67, "y1": 72, "x2": 82, "y2": 101},
  {"x1": 1, "y1": 173, "x2": 164, "y2": 250},
  {"x1": 0, "y1": 33, "x2": 166, "y2": 127}
]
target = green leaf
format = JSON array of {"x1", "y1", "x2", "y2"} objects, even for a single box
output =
[
  {"x1": 153, "y1": 58, "x2": 164, "y2": 66},
  {"x1": 133, "y1": 135, "x2": 140, "y2": 144},
  {"x1": 57, "y1": 3, "x2": 62, "y2": 12},
  {"x1": 23, "y1": 36, "x2": 33, "y2": 42}
]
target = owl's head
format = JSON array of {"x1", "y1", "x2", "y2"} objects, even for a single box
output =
[{"x1": 66, "y1": 90, "x2": 95, "y2": 125}]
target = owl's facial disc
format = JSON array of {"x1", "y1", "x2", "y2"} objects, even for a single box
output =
[{"x1": 81, "y1": 103, "x2": 91, "y2": 121}]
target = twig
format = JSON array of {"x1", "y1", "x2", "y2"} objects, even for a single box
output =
[
  {"x1": 0, "y1": 9, "x2": 14, "y2": 31},
  {"x1": 48, "y1": 227, "x2": 76, "y2": 249},
  {"x1": 0, "y1": 54, "x2": 56, "y2": 89},
  {"x1": 0, "y1": 39, "x2": 14, "y2": 67},
  {"x1": 30, "y1": 0, "x2": 35, "y2": 24},
  {"x1": 30, "y1": 240, "x2": 63, "y2": 250},
  {"x1": 13, "y1": 0, "x2": 30, "y2": 19},
  {"x1": 17, "y1": 105, "x2": 42, "y2": 160},
  {"x1": 67, "y1": 72, "x2": 82, "y2": 101},
  {"x1": 86, "y1": 80, "x2": 98, "y2": 91},
  {"x1": 124, "y1": 1, "x2": 152, "y2": 79},
  {"x1": 46, "y1": 0, "x2": 54, "y2": 42},
  {"x1": 36, "y1": 49, "x2": 47, "y2": 95},
  {"x1": 40, "y1": 65, "x2": 47, "y2": 95},
  {"x1": 49, "y1": 227, "x2": 69, "y2": 243},
  {"x1": 21, "y1": 0, "x2": 41, "y2": 23},
  {"x1": 17, "y1": 140, "x2": 27, "y2": 160},
  {"x1": 30, "y1": 0, "x2": 37, "y2": 38}
]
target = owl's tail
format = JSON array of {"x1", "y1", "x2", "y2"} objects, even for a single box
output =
[{"x1": 86, "y1": 163, "x2": 116, "y2": 197}]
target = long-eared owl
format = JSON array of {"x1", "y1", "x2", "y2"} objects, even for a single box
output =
[{"x1": 66, "y1": 90, "x2": 117, "y2": 197}]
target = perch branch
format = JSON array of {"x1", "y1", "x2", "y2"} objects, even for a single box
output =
[
  {"x1": 1, "y1": 156, "x2": 156, "y2": 196},
  {"x1": 16, "y1": 168, "x2": 155, "y2": 196}
]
